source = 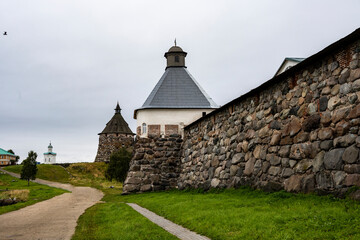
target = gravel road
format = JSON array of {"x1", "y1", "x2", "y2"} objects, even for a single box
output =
[{"x1": 0, "y1": 169, "x2": 104, "y2": 240}]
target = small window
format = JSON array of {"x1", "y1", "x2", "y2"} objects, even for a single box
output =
[
  {"x1": 142, "y1": 123, "x2": 147, "y2": 134},
  {"x1": 202, "y1": 112, "x2": 206, "y2": 117},
  {"x1": 175, "y1": 56, "x2": 179, "y2": 62}
]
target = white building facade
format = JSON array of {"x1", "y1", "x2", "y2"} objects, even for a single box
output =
[
  {"x1": 134, "y1": 44, "x2": 219, "y2": 138},
  {"x1": 44, "y1": 142, "x2": 56, "y2": 164}
]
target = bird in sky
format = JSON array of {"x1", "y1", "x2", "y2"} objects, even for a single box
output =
[{"x1": 3, "y1": 31, "x2": 7, "y2": 35}]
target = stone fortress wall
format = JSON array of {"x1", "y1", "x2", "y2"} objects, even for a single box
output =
[
  {"x1": 95, "y1": 133, "x2": 134, "y2": 162},
  {"x1": 123, "y1": 29, "x2": 360, "y2": 196},
  {"x1": 123, "y1": 134, "x2": 182, "y2": 193}
]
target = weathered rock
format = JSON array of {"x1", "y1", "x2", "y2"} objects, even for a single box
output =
[
  {"x1": 332, "y1": 107, "x2": 351, "y2": 123},
  {"x1": 232, "y1": 153, "x2": 244, "y2": 164},
  {"x1": 282, "y1": 168, "x2": 294, "y2": 177},
  {"x1": 311, "y1": 152, "x2": 323, "y2": 173},
  {"x1": 333, "y1": 134, "x2": 357, "y2": 147},
  {"x1": 322, "y1": 86, "x2": 331, "y2": 95},
  {"x1": 342, "y1": 145, "x2": 359, "y2": 163},
  {"x1": 269, "y1": 155, "x2": 281, "y2": 166},
  {"x1": 284, "y1": 175, "x2": 303, "y2": 192},
  {"x1": 324, "y1": 148, "x2": 344, "y2": 170},
  {"x1": 262, "y1": 161, "x2": 270, "y2": 173},
  {"x1": 214, "y1": 167, "x2": 222, "y2": 178},
  {"x1": 279, "y1": 145, "x2": 291, "y2": 158},
  {"x1": 320, "y1": 112, "x2": 332, "y2": 126},
  {"x1": 209, "y1": 157, "x2": 218, "y2": 167},
  {"x1": 253, "y1": 145, "x2": 262, "y2": 159},
  {"x1": 280, "y1": 136, "x2": 293, "y2": 145},
  {"x1": 259, "y1": 125, "x2": 270, "y2": 138},
  {"x1": 289, "y1": 160, "x2": 297, "y2": 168},
  {"x1": 140, "y1": 184, "x2": 152, "y2": 192},
  {"x1": 294, "y1": 131, "x2": 309, "y2": 143},
  {"x1": 230, "y1": 165, "x2": 239, "y2": 176},
  {"x1": 290, "y1": 143, "x2": 313, "y2": 160},
  {"x1": 318, "y1": 128, "x2": 333, "y2": 140},
  {"x1": 349, "y1": 69, "x2": 360, "y2": 82},
  {"x1": 302, "y1": 174, "x2": 315, "y2": 193},
  {"x1": 340, "y1": 83, "x2": 352, "y2": 95},
  {"x1": 270, "y1": 132, "x2": 281, "y2": 145},
  {"x1": 316, "y1": 172, "x2": 333, "y2": 189},
  {"x1": 344, "y1": 174, "x2": 360, "y2": 186},
  {"x1": 268, "y1": 166, "x2": 281, "y2": 176},
  {"x1": 353, "y1": 79, "x2": 360, "y2": 91},
  {"x1": 244, "y1": 158, "x2": 255, "y2": 176},
  {"x1": 348, "y1": 104, "x2": 360, "y2": 119},
  {"x1": 308, "y1": 103, "x2": 317, "y2": 114},
  {"x1": 211, "y1": 178, "x2": 220, "y2": 188},
  {"x1": 320, "y1": 140, "x2": 333, "y2": 150},
  {"x1": 344, "y1": 164, "x2": 360, "y2": 173},
  {"x1": 284, "y1": 118, "x2": 302, "y2": 136},
  {"x1": 294, "y1": 159, "x2": 313, "y2": 173},
  {"x1": 333, "y1": 171, "x2": 346, "y2": 186},
  {"x1": 335, "y1": 120, "x2": 350, "y2": 136},
  {"x1": 328, "y1": 96, "x2": 341, "y2": 110},
  {"x1": 302, "y1": 114, "x2": 321, "y2": 132},
  {"x1": 319, "y1": 96, "x2": 328, "y2": 111},
  {"x1": 339, "y1": 68, "x2": 350, "y2": 83},
  {"x1": 269, "y1": 120, "x2": 281, "y2": 130}
]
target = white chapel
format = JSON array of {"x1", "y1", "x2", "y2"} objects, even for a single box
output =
[
  {"x1": 43, "y1": 142, "x2": 57, "y2": 164},
  {"x1": 134, "y1": 43, "x2": 219, "y2": 138}
]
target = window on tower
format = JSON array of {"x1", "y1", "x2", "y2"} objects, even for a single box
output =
[
  {"x1": 142, "y1": 123, "x2": 147, "y2": 134},
  {"x1": 175, "y1": 56, "x2": 179, "y2": 62}
]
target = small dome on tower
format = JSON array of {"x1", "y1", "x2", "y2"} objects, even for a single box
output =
[
  {"x1": 167, "y1": 46, "x2": 184, "y2": 53},
  {"x1": 48, "y1": 142, "x2": 52, "y2": 148}
]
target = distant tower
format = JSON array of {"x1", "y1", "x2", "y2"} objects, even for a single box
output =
[
  {"x1": 44, "y1": 142, "x2": 57, "y2": 164},
  {"x1": 95, "y1": 103, "x2": 135, "y2": 162}
]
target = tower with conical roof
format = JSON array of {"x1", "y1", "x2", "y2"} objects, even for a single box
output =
[
  {"x1": 134, "y1": 43, "x2": 219, "y2": 138},
  {"x1": 95, "y1": 103, "x2": 135, "y2": 162}
]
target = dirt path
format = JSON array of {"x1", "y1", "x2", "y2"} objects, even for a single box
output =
[{"x1": 0, "y1": 169, "x2": 104, "y2": 240}]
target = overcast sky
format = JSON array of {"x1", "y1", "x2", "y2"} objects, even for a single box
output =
[{"x1": 1, "y1": 0, "x2": 359, "y2": 163}]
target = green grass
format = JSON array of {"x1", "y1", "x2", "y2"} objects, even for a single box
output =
[
  {"x1": 101, "y1": 188, "x2": 360, "y2": 240},
  {"x1": 72, "y1": 203, "x2": 178, "y2": 240},
  {"x1": 4, "y1": 164, "x2": 70, "y2": 183},
  {"x1": 0, "y1": 173, "x2": 68, "y2": 215}
]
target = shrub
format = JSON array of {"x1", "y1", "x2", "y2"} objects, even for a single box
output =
[{"x1": 105, "y1": 148, "x2": 132, "y2": 182}]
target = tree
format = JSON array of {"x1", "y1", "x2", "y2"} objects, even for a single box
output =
[
  {"x1": 20, "y1": 151, "x2": 38, "y2": 186},
  {"x1": 7, "y1": 149, "x2": 20, "y2": 165},
  {"x1": 106, "y1": 148, "x2": 132, "y2": 182}
]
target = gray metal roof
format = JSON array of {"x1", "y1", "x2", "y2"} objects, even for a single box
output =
[{"x1": 139, "y1": 67, "x2": 219, "y2": 109}]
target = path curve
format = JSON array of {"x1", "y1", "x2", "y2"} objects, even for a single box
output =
[{"x1": 0, "y1": 169, "x2": 104, "y2": 240}]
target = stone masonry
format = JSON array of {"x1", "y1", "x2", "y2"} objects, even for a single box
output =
[
  {"x1": 123, "y1": 134, "x2": 182, "y2": 193},
  {"x1": 95, "y1": 133, "x2": 134, "y2": 162},
  {"x1": 124, "y1": 29, "x2": 360, "y2": 198},
  {"x1": 178, "y1": 33, "x2": 360, "y2": 196}
]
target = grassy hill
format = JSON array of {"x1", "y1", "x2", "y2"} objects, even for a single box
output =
[
  {"x1": 4, "y1": 162, "x2": 122, "y2": 192},
  {"x1": 4, "y1": 164, "x2": 70, "y2": 183}
]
